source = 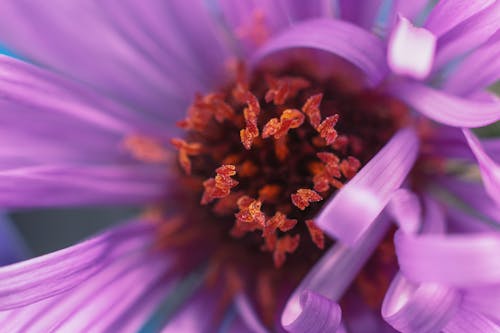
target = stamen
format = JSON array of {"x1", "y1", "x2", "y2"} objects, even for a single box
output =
[
  {"x1": 262, "y1": 109, "x2": 305, "y2": 139},
  {"x1": 291, "y1": 189, "x2": 323, "y2": 210},
  {"x1": 170, "y1": 138, "x2": 203, "y2": 174},
  {"x1": 340, "y1": 156, "x2": 362, "y2": 179},
  {"x1": 263, "y1": 212, "x2": 297, "y2": 237},
  {"x1": 302, "y1": 93, "x2": 323, "y2": 128},
  {"x1": 201, "y1": 165, "x2": 239, "y2": 204},
  {"x1": 305, "y1": 219, "x2": 325, "y2": 249},
  {"x1": 317, "y1": 114, "x2": 340, "y2": 145},
  {"x1": 272, "y1": 234, "x2": 300, "y2": 268},
  {"x1": 265, "y1": 75, "x2": 310, "y2": 105}
]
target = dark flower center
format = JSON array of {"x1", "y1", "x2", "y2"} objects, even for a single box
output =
[{"x1": 126, "y1": 61, "x2": 409, "y2": 324}]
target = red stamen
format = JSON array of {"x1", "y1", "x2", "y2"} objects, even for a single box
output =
[
  {"x1": 263, "y1": 211, "x2": 297, "y2": 237},
  {"x1": 340, "y1": 156, "x2": 361, "y2": 179},
  {"x1": 262, "y1": 109, "x2": 305, "y2": 139},
  {"x1": 317, "y1": 115, "x2": 340, "y2": 145},
  {"x1": 302, "y1": 93, "x2": 323, "y2": 128},
  {"x1": 273, "y1": 234, "x2": 300, "y2": 268},
  {"x1": 305, "y1": 219, "x2": 325, "y2": 249},
  {"x1": 201, "y1": 165, "x2": 239, "y2": 204},
  {"x1": 265, "y1": 75, "x2": 310, "y2": 105},
  {"x1": 291, "y1": 189, "x2": 323, "y2": 210},
  {"x1": 170, "y1": 138, "x2": 203, "y2": 174}
]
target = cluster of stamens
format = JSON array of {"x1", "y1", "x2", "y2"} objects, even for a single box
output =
[{"x1": 165, "y1": 66, "x2": 364, "y2": 268}]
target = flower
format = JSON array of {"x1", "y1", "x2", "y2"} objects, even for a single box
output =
[{"x1": 0, "y1": 1, "x2": 499, "y2": 332}]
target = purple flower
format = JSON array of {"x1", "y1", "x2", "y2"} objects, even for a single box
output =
[{"x1": 0, "y1": 1, "x2": 499, "y2": 332}]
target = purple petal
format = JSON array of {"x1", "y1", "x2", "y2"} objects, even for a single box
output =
[
  {"x1": 0, "y1": 1, "x2": 232, "y2": 119},
  {"x1": 281, "y1": 216, "x2": 391, "y2": 332},
  {"x1": 387, "y1": 189, "x2": 422, "y2": 234},
  {"x1": 463, "y1": 129, "x2": 500, "y2": 207},
  {"x1": 392, "y1": 0, "x2": 429, "y2": 21},
  {"x1": 217, "y1": 0, "x2": 335, "y2": 54},
  {"x1": 434, "y1": 1, "x2": 500, "y2": 68},
  {"x1": 464, "y1": 285, "x2": 500, "y2": 324},
  {"x1": 442, "y1": 307, "x2": 500, "y2": 333},
  {"x1": 424, "y1": 0, "x2": 494, "y2": 37},
  {"x1": 283, "y1": 291, "x2": 341, "y2": 333},
  {"x1": 382, "y1": 274, "x2": 461, "y2": 333},
  {"x1": 0, "y1": 243, "x2": 173, "y2": 333},
  {"x1": 443, "y1": 31, "x2": 500, "y2": 96},
  {"x1": 395, "y1": 231, "x2": 500, "y2": 286},
  {"x1": 0, "y1": 57, "x2": 169, "y2": 206},
  {"x1": 386, "y1": 80, "x2": 500, "y2": 127},
  {"x1": 0, "y1": 164, "x2": 169, "y2": 208},
  {"x1": 317, "y1": 128, "x2": 419, "y2": 245},
  {"x1": 338, "y1": 0, "x2": 383, "y2": 30},
  {"x1": 435, "y1": 176, "x2": 500, "y2": 225},
  {"x1": 251, "y1": 18, "x2": 388, "y2": 86},
  {"x1": 234, "y1": 294, "x2": 268, "y2": 333},
  {"x1": 0, "y1": 221, "x2": 155, "y2": 310},
  {"x1": 387, "y1": 15, "x2": 436, "y2": 80}
]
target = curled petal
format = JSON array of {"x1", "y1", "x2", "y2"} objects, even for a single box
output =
[
  {"x1": 387, "y1": 188, "x2": 422, "y2": 234},
  {"x1": 251, "y1": 18, "x2": 387, "y2": 85},
  {"x1": 282, "y1": 217, "x2": 390, "y2": 332},
  {"x1": 382, "y1": 274, "x2": 462, "y2": 333},
  {"x1": 463, "y1": 129, "x2": 500, "y2": 207},
  {"x1": 388, "y1": 16, "x2": 436, "y2": 80},
  {"x1": 0, "y1": 222, "x2": 154, "y2": 310},
  {"x1": 387, "y1": 81, "x2": 500, "y2": 127},
  {"x1": 443, "y1": 307, "x2": 500, "y2": 333},
  {"x1": 395, "y1": 231, "x2": 500, "y2": 287},
  {"x1": 282, "y1": 291, "x2": 341, "y2": 333},
  {"x1": 317, "y1": 128, "x2": 419, "y2": 245}
]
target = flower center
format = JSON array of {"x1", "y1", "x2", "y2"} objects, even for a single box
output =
[{"x1": 126, "y1": 60, "x2": 409, "y2": 323}]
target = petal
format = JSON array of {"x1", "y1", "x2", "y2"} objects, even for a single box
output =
[
  {"x1": 0, "y1": 245, "x2": 173, "y2": 333},
  {"x1": 464, "y1": 284, "x2": 500, "y2": 324},
  {"x1": 281, "y1": 216, "x2": 391, "y2": 332},
  {"x1": 216, "y1": 0, "x2": 335, "y2": 54},
  {"x1": 463, "y1": 129, "x2": 500, "y2": 207},
  {"x1": 387, "y1": 189, "x2": 422, "y2": 234},
  {"x1": 392, "y1": 0, "x2": 429, "y2": 21},
  {"x1": 0, "y1": 0, "x2": 233, "y2": 119},
  {"x1": 424, "y1": 0, "x2": 495, "y2": 37},
  {"x1": 317, "y1": 128, "x2": 419, "y2": 245},
  {"x1": 442, "y1": 31, "x2": 500, "y2": 96},
  {"x1": 382, "y1": 274, "x2": 461, "y2": 333},
  {"x1": 234, "y1": 294, "x2": 268, "y2": 333},
  {"x1": 0, "y1": 164, "x2": 169, "y2": 208},
  {"x1": 443, "y1": 307, "x2": 500, "y2": 333},
  {"x1": 251, "y1": 18, "x2": 388, "y2": 86},
  {"x1": 338, "y1": 0, "x2": 383, "y2": 30},
  {"x1": 387, "y1": 15, "x2": 436, "y2": 80},
  {"x1": 435, "y1": 176, "x2": 500, "y2": 225},
  {"x1": 395, "y1": 231, "x2": 500, "y2": 286},
  {"x1": 0, "y1": 221, "x2": 155, "y2": 310},
  {"x1": 434, "y1": 1, "x2": 500, "y2": 69},
  {"x1": 386, "y1": 80, "x2": 500, "y2": 127},
  {"x1": 282, "y1": 291, "x2": 341, "y2": 333},
  {"x1": 0, "y1": 56, "x2": 168, "y2": 207}
]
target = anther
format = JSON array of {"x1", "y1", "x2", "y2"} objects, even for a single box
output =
[
  {"x1": 201, "y1": 165, "x2": 239, "y2": 204},
  {"x1": 302, "y1": 93, "x2": 323, "y2": 128},
  {"x1": 265, "y1": 75, "x2": 310, "y2": 105},
  {"x1": 262, "y1": 109, "x2": 305, "y2": 139},
  {"x1": 317, "y1": 115, "x2": 340, "y2": 145},
  {"x1": 263, "y1": 212, "x2": 297, "y2": 237},
  {"x1": 273, "y1": 234, "x2": 300, "y2": 268},
  {"x1": 291, "y1": 189, "x2": 323, "y2": 210},
  {"x1": 305, "y1": 220, "x2": 325, "y2": 249},
  {"x1": 170, "y1": 138, "x2": 203, "y2": 174}
]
